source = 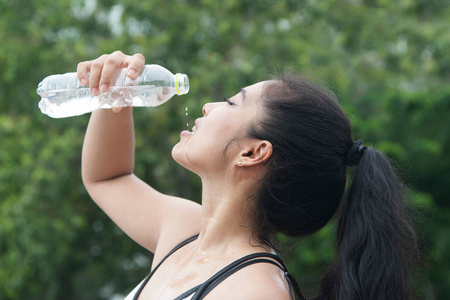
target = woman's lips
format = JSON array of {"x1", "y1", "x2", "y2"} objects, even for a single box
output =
[
  {"x1": 180, "y1": 130, "x2": 192, "y2": 137},
  {"x1": 180, "y1": 118, "x2": 201, "y2": 137}
]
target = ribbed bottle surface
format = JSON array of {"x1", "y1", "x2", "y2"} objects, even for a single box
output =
[{"x1": 37, "y1": 65, "x2": 189, "y2": 118}]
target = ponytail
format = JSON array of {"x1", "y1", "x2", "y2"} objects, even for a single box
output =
[
  {"x1": 249, "y1": 75, "x2": 419, "y2": 299},
  {"x1": 319, "y1": 147, "x2": 418, "y2": 300}
]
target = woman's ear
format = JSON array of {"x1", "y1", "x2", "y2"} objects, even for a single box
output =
[{"x1": 238, "y1": 140, "x2": 273, "y2": 166}]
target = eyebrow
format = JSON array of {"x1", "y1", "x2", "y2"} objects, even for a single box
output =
[{"x1": 240, "y1": 88, "x2": 246, "y2": 101}]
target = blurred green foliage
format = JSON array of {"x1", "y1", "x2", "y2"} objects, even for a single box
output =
[{"x1": 0, "y1": 0, "x2": 449, "y2": 299}]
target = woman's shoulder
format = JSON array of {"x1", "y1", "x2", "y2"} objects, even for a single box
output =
[{"x1": 205, "y1": 260, "x2": 292, "y2": 300}]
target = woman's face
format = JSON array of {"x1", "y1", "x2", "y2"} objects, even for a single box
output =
[{"x1": 172, "y1": 81, "x2": 266, "y2": 176}]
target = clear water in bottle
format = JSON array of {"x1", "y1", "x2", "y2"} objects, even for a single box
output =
[{"x1": 37, "y1": 65, "x2": 189, "y2": 118}]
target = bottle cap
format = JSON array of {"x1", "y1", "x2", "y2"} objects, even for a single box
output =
[{"x1": 175, "y1": 74, "x2": 189, "y2": 95}]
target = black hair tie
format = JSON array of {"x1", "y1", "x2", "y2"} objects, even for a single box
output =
[{"x1": 345, "y1": 139, "x2": 367, "y2": 166}]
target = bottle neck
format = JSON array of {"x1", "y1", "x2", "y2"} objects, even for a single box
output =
[{"x1": 175, "y1": 74, "x2": 189, "y2": 95}]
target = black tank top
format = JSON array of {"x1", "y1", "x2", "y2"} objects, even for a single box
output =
[{"x1": 132, "y1": 234, "x2": 300, "y2": 300}]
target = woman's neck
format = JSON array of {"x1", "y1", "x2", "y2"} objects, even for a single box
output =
[{"x1": 192, "y1": 176, "x2": 269, "y2": 256}]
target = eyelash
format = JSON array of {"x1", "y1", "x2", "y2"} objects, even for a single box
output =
[{"x1": 224, "y1": 96, "x2": 236, "y2": 106}]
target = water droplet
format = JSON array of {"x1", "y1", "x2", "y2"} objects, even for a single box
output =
[{"x1": 185, "y1": 106, "x2": 189, "y2": 129}]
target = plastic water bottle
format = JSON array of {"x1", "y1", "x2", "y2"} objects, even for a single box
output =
[{"x1": 37, "y1": 65, "x2": 189, "y2": 118}]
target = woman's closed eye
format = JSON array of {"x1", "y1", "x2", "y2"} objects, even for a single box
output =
[{"x1": 224, "y1": 96, "x2": 236, "y2": 106}]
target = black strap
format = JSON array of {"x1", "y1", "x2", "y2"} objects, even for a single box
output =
[
  {"x1": 132, "y1": 235, "x2": 302, "y2": 300},
  {"x1": 191, "y1": 252, "x2": 294, "y2": 300},
  {"x1": 193, "y1": 258, "x2": 283, "y2": 299},
  {"x1": 133, "y1": 234, "x2": 199, "y2": 300},
  {"x1": 173, "y1": 284, "x2": 200, "y2": 300}
]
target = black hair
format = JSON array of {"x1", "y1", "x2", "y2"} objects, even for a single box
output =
[{"x1": 247, "y1": 73, "x2": 419, "y2": 300}]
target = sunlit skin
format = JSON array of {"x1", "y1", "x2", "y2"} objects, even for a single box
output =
[
  {"x1": 171, "y1": 81, "x2": 271, "y2": 256},
  {"x1": 79, "y1": 51, "x2": 291, "y2": 299},
  {"x1": 139, "y1": 82, "x2": 280, "y2": 299}
]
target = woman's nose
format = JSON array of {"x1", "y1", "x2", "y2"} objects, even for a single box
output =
[{"x1": 202, "y1": 102, "x2": 215, "y2": 116}]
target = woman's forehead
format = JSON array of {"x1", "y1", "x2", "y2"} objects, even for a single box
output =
[
  {"x1": 235, "y1": 81, "x2": 268, "y2": 103},
  {"x1": 244, "y1": 81, "x2": 268, "y2": 92}
]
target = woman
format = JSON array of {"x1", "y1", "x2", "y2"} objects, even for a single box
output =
[{"x1": 79, "y1": 51, "x2": 418, "y2": 300}]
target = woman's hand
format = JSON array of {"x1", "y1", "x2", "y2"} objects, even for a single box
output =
[{"x1": 76, "y1": 51, "x2": 145, "y2": 113}]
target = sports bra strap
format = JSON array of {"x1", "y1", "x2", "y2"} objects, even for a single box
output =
[
  {"x1": 152, "y1": 234, "x2": 199, "y2": 274},
  {"x1": 192, "y1": 252, "x2": 296, "y2": 300},
  {"x1": 192, "y1": 258, "x2": 285, "y2": 299},
  {"x1": 173, "y1": 284, "x2": 200, "y2": 300},
  {"x1": 133, "y1": 235, "x2": 304, "y2": 300},
  {"x1": 133, "y1": 234, "x2": 199, "y2": 300}
]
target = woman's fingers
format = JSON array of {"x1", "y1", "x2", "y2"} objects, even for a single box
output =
[
  {"x1": 126, "y1": 53, "x2": 146, "y2": 79},
  {"x1": 88, "y1": 54, "x2": 108, "y2": 95},
  {"x1": 76, "y1": 51, "x2": 145, "y2": 97},
  {"x1": 99, "y1": 51, "x2": 127, "y2": 93},
  {"x1": 77, "y1": 60, "x2": 92, "y2": 87},
  {"x1": 112, "y1": 107, "x2": 124, "y2": 113}
]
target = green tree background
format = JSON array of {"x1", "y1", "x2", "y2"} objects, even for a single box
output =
[{"x1": 1, "y1": 0, "x2": 449, "y2": 299}]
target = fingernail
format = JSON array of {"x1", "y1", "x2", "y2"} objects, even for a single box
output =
[
  {"x1": 100, "y1": 83, "x2": 108, "y2": 93},
  {"x1": 127, "y1": 68, "x2": 136, "y2": 77},
  {"x1": 91, "y1": 87, "x2": 99, "y2": 95},
  {"x1": 81, "y1": 78, "x2": 87, "y2": 86}
]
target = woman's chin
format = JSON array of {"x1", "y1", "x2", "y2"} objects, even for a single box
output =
[
  {"x1": 171, "y1": 143, "x2": 194, "y2": 171},
  {"x1": 171, "y1": 143, "x2": 183, "y2": 163}
]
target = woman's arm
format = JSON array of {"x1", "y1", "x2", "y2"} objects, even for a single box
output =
[
  {"x1": 82, "y1": 107, "x2": 135, "y2": 185},
  {"x1": 80, "y1": 51, "x2": 201, "y2": 253}
]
